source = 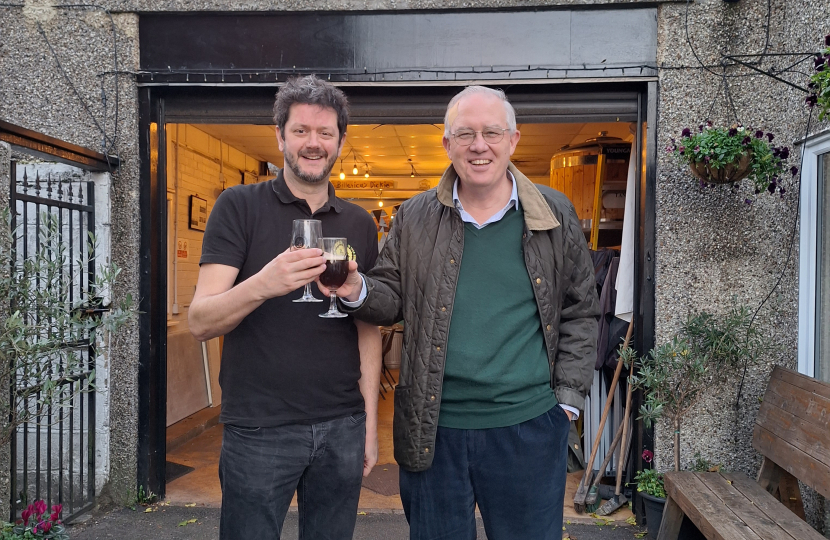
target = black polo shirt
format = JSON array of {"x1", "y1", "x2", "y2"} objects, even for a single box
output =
[{"x1": 200, "y1": 170, "x2": 379, "y2": 427}]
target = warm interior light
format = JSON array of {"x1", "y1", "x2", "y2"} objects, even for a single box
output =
[
  {"x1": 339, "y1": 171, "x2": 345, "y2": 180},
  {"x1": 365, "y1": 172, "x2": 370, "y2": 178},
  {"x1": 353, "y1": 165, "x2": 359, "y2": 175},
  {"x1": 378, "y1": 201, "x2": 384, "y2": 207}
]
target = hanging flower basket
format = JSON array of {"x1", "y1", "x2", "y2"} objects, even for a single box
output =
[
  {"x1": 687, "y1": 151, "x2": 752, "y2": 185},
  {"x1": 805, "y1": 34, "x2": 830, "y2": 120},
  {"x1": 668, "y1": 123, "x2": 799, "y2": 203}
]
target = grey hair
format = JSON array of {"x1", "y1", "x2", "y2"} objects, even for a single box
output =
[
  {"x1": 443, "y1": 86, "x2": 517, "y2": 138},
  {"x1": 273, "y1": 75, "x2": 349, "y2": 142}
]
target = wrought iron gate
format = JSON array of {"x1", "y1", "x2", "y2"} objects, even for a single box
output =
[{"x1": 8, "y1": 161, "x2": 96, "y2": 522}]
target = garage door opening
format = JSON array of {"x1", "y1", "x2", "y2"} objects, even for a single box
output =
[{"x1": 159, "y1": 113, "x2": 639, "y2": 524}]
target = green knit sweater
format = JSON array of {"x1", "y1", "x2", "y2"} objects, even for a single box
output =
[{"x1": 439, "y1": 208, "x2": 558, "y2": 429}]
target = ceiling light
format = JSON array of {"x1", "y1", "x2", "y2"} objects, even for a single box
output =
[
  {"x1": 339, "y1": 160, "x2": 345, "y2": 180},
  {"x1": 378, "y1": 201, "x2": 384, "y2": 207},
  {"x1": 353, "y1": 156, "x2": 359, "y2": 175}
]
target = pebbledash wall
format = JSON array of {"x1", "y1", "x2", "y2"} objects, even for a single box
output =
[{"x1": 1, "y1": 0, "x2": 828, "y2": 529}]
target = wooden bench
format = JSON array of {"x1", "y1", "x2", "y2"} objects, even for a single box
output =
[{"x1": 658, "y1": 366, "x2": 830, "y2": 540}]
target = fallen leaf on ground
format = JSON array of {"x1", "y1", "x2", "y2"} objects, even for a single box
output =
[
  {"x1": 185, "y1": 503, "x2": 196, "y2": 507},
  {"x1": 625, "y1": 516, "x2": 637, "y2": 525}
]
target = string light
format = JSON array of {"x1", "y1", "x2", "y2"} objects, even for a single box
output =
[
  {"x1": 339, "y1": 160, "x2": 345, "y2": 180},
  {"x1": 353, "y1": 155, "x2": 359, "y2": 175}
]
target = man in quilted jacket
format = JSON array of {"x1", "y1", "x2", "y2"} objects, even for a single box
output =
[{"x1": 330, "y1": 85, "x2": 600, "y2": 540}]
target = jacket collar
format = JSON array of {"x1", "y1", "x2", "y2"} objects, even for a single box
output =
[
  {"x1": 271, "y1": 168, "x2": 344, "y2": 213},
  {"x1": 436, "y1": 162, "x2": 560, "y2": 231}
]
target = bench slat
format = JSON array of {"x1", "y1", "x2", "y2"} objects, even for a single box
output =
[
  {"x1": 753, "y1": 424, "x2": 830, "y2": 499},
  {"x1": 764, "y1": 376, "x2": 830, "y2": 432},
  {"x1": 664, "y1": 472, "x2": 763, "y2": 540},
  {"x1": 697, "y1": 472, "x2": 809, "y2": 540},
  {"x1": 771, "y1": 366, "x2": 830, "y2": 400},
  {"x1": 723, "y1": 473, "x2": 825, "y2": 540},
  {"x1": 756, "y1": 392, "x2": 830, "y2": 469}
]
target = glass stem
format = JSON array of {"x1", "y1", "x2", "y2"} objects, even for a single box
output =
[
  {"x1": 304, "y1": 283, "x2": 313, "y2": 298},
  {"x1": 329, "y1": 291, "x2": 338, "y2": 313}
]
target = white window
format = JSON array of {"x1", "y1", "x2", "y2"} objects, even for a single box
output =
[{"x1": 798, "y1": 129, "x2": 830, "y2": 381}]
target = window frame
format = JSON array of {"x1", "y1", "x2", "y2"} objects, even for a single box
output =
[{"x1": 797, "y1": 129, "x2": 830, "y2": 377}]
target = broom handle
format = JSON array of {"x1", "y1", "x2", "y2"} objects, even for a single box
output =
[
  {"x1": 590, "y1": 412, "x2": 627, "y2": 491},
  {"x1": 615, "y1": 358, "x2": 636, "y2": 496},
  {"x1": 581, "y1": 319, "x2": 635, "y2": 489}
]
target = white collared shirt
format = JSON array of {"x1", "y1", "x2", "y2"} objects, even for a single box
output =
[{"x1": 452, "y1": 171, "x2": 519, "y2": 229}]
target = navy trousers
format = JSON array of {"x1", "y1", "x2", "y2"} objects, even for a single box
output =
[
  {"x1": 219, "y1": 412, "x2": 366, "y2": 540},
  {"x1": 400, "y1": 405, "x2": 571, "y2": 540}
]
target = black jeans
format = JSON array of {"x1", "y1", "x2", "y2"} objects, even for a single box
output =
[
  {"x1": 400, "y1": 405, "x2": 571, "y2": 540},
  {"x1": 219, "y1": 412, "x2": 366, "y2": 540}
]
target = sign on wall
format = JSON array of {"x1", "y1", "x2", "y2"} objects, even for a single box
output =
[{"x1": 189, "y1": 195, "x2": 207, "y2": 231}]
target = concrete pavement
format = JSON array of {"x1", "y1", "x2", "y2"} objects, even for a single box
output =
[{"x1": 67, "y1": 504, "x2": 648, "y2": 539}]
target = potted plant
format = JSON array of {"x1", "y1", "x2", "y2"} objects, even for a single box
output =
[
  {"x1": 806, "y1": 34, "x2": 830, "y2": 120},
  {"x1": 634, "y1": 449, "x2": 666, "y2": 539},
  {"x1": 628, "y1": 306, "x2": 766, "y2": 535},
  {"x1": 667, "y1": 123, "x2": 798, "y2": 202}
]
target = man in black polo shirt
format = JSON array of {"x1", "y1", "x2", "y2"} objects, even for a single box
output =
[{"x1": 189, "y1": 75, "x2": 381, "y2": 540}]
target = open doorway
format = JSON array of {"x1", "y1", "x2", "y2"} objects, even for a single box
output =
[{"x1": 160, "y1": 113, "x2": 639, "y2": 523}]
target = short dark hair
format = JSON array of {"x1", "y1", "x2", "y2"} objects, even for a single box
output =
[{"x1": 273, "y1": 75, "x2": 349, "y2": 142}]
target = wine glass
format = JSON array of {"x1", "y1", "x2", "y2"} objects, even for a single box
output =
[
  {"x1": 318, "y1": 237, "x2": 349, "y2": 319},
  {"x1": 291, "y1": 219, "x2": 324, "y2": 303}
]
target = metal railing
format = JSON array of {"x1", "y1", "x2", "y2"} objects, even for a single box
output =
[{"x1": 8, "y1": 162, "x2": 96, "y2": 522}]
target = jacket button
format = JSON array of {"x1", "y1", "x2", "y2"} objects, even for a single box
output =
[
  {"x1": 424, "y1": 447, "x2": 430, "y2": 454},
  {"x1": 546, "y1": 325, "x2": 551, "y2": 331},
  {"x1": 441, "y1": 307, "x2": 446, "y2": 312},
  {"x1": 430, "y1": 395, "x2": 436, "y2": 401},
  {"x1": 536, "y1": 278, "x2": 541, "y2": 284},
  {"x1": 436, "y1": 346, "x2": 441, "y2": 352},
  {"x1": 450, "y1": 259, "x2": 455, "y2": 264}
]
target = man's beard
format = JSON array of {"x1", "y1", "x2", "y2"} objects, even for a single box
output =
[{"x1": 284, "y1": 150, "x2": 338, "y2": 185}]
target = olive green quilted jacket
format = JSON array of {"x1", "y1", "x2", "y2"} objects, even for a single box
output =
[{"x1": 349, "y1": 162, "x2": 600, "y2": 472}]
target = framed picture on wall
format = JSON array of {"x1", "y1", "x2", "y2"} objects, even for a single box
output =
[{"x1": 189, "y1": 195, "x2": 207, "y2": 231}]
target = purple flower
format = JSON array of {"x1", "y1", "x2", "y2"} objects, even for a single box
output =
[
  {"x1": 698, "y1": 124, "x2": 704, "y2": 132},
  {"x1": 767, "y1": 133, "x2": 775, "y2": 143},
  {"x1": 745, "y1": 198, "x2": 753, "y2": 205},
  {"x1": 699, "y1": 180, "x2": 707, "y2": 188},
  {"x1": 742, "y1": 136, "x2": 751, "y2": 145},
  {"x1": 772, "y1": 147, "x2": 781, "y2": 158},
  {"x1": 791, "y1": 166, "x2": 799, "y2": 176},
  {"x1": 755, "y1": 189, "x2": 761, "y2": 194},
  {"x1": 816, "y1": 55, "x2": 826, "y2": 69},
  {"x1": 704, "y1": 155, "x2": 711, "y2": 162},
  {"x1": 728, "y1": 128, "x2": 738, "y2": 136},
  {"x1": 780, "y1": 147, "x2": 790, "y2": 159},
  {"x1": 678, "y1": 146, "x2": 686, "y2": 153},
  {"x1": 755, "y1": 130, "x2": 764, "y2": 138},
  {"x1": 642, "y1": 449, "x2": 654, "y2": 463},
  {"x1": 707, "y1": 120, "x2": 713, "y2": 127},
  {"x1": 780, "y1": 187, "x2": 787, "y2": 195},
  {"x1": 807, "y1": 94, "x2": 818, "y2": 107},
  {"x1": 768, "y1": 181, "x2": 777, "y2": 194},
  {"x1": 681, "y1": 128, "x2": 691, "y2": 137},
  {"x1": 818, "y1": 64, "x2": 826, "y2": 73},
  {"x1": 694, "y1": 146, "x2": 701, "y2": 152},
  {"x1": 34, "y1": 500, "x2": 47, "y2": 517},
  {"x1": 825, "y1": 34, "x2": 830, "y2": 46}
]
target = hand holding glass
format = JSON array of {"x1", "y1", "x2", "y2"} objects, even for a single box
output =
[
  {"x1": 318, "y1": 237, "x2": 349, "y2": 319},
  {"x1": 291, "y1": 219, "x2": 324, "y2": 302}
]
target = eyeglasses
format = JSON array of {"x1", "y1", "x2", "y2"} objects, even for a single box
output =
[{"x1": 450, "y1": 128, "x2": 509, "y2": 146}]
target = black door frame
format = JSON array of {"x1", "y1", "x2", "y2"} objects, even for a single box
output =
[{"x1": 136, "y1": 81, "x2": 658, "y2": 503}]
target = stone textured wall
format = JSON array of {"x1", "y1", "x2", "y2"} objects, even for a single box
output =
[
  {"x1": 654, "y1": 0, "x2": 830, "y2": 530},
  {"x1": 0, "y1": 6, "x2": 141, "y2": 505}
]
